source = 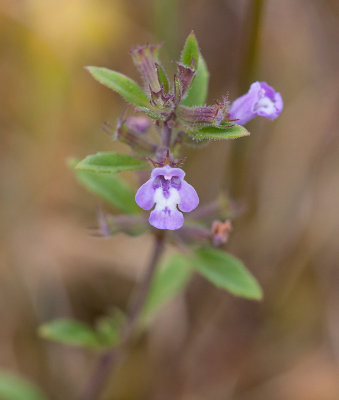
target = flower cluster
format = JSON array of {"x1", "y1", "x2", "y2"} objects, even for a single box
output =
[
  {"x1": 84, "y1": 32, "x2": 283, "y2": 235},
  {"x1": 131, "y1": 46, "x2": 283, "y2": 230}
]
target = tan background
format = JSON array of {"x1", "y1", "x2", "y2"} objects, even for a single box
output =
[{"x1": 0, "y1": 0, "x2": 339, "y2": 399}]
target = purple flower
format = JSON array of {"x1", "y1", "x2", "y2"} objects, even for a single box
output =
[
  {"x1": 229, "y1": 82, "x2": 283, "y2": 125},
  {"x1": 135, "y1": 165, "x2": 199, "y2": 230}
]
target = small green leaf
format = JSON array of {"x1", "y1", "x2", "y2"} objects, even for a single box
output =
[
  {"x1": 188, "y1": 123, "x2": 250, "y2": 140},
  {"x1": 174, "y1": 75, "x2": 182, "y2": 103},
  {"x1": 0, "y1": 372, "x2": 47, "y2": 400},
  {"x1": 86, "y1": 66, "x2": 150, "y2": 108},
  {"x1": 181, "y1": 55, "x2": 209, "y2": 106},
  {"x1": 75, "y1": 152, "x2": 149, "y2": 174},
  {"x1": 39, "y1": 319, "x2": 100, "y2": 349},
  {"x1": 96, "y1": 310, "x2": 125, "y2": 347},
  {"x1": 137, "y1": 107, "x2": 166, "y2": 120},
  {"x1": 156, "y1": 63, "x2": 169, "y2": 93},
  {"x1": 181, "y1": 31, "x2": 199, "y2": 69},
  {"x1": 193, "y1": 248, "x2": 263, "y2": 300},
  {"x1": 70, "y1": 158, "x2": 140, "y2": 214},
  {"x1": 142, "y1": 254, "x2": 192, "y2": 321}
]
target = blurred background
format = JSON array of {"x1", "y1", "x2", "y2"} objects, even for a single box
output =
[{"x1": 1, "y1": 0, "x2": 339, "y2": 399}]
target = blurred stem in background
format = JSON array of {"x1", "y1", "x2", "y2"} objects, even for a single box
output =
[
  {"x1": 152, "y1": 0, "x2": 180, "y2": 59},
  {"x1": 78, "y1": 233, "x2": 165, "y2": 400},
  {"x1": 229, "y1": 0, "x2": 266, "y2": 197}
]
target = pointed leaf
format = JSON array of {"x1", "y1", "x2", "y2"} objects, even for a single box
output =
[
  {"x1": 193, "y1": 248, "x2": 263, "y2": 300},
  {"x1": 156, "y1": 63, "x2": 169, "y2": 93},
  {"x1": 86, "y1": 66, "x2": 150, "y2": 108},
  {"x1": 75, "y1": 152, "x2": 149, "y2": 174},
  {"x1": 70, "y1": 159, "x2": 140, "y2": 214},
  {"x1": 181, "y1": 56, "x2": 209, "y2": 106},
  {"x1": 181, "y1": 31, "x2": 199, "y2": 69},
  {"x1": 39, "y1": 319, "x2": 100, "y2": 349},
  {"x1": 142, "y1": 254, "x2": 191, "y2": 321},
  {"x1": 137, "y1": 107, "x2": 166, "y2": 120},
  {"x1": 0, "y1": 372, "x2": 47, "y2": 400},
  {"x1": 188, "y1": 123, "x2": 249, "y2": 140}
]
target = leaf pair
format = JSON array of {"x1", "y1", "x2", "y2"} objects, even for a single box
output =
[
  {"x1": 39, "y1": 311, "x2": 124, "y2": 350},
  {"x1": 144, "y1": 247, "x2": 262, "y2": 326},
  {"x1": 87, "y1": 31, "x2": 209, "y2": 111}
]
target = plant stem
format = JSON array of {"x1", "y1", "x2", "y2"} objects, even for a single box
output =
[
  {"x1": 161, "y1": 122, "x2": 172, "y2": 148},
  {"x1": 78, "y1": 233, "x2": 165, "y2": 400}
]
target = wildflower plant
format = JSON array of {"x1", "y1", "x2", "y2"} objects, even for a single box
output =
[{"x1": 39, "y1": 32, "x2": 282, "y2": 400}]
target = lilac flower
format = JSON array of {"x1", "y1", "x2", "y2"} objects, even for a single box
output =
[
  {"x1": 135, "y1": 165, "x2": 199, "y2": 230},
  {"x1": 229, "y1": 81, "x2": 283, "y2": 126}
]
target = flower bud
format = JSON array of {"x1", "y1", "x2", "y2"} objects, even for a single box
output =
[
  {"x1": 229, "y1": 81, "x2": 283, "y2": 125},
  {"x1": 116, "y1": 118, "x2": 157, "y2": 156}
]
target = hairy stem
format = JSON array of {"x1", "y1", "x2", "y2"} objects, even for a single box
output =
[
  {"x1": 78, "y1": 233, "x2": 165, "y2": 400},
  {"x1": 161, "y1": 122, "x2": 172, "y2": 148}
]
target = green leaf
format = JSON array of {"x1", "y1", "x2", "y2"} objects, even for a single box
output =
[
  {"x1": 181, "y1": 55, "x2": 209, "y2": 106},
  {"x1": 181, "y1": 31, "x2": 199, "y2": 69},
  {"x1": 193, "y1": 248, "x2": 263, "y2": 300},
  {"x1": 142, "y1": 254, "x2": 191, "y2": 321},
  {"x1": 86, "y1": 66, "x2": 150, "y2": 108},
  {"x1": 70, "y1": 158, "x2": 140, "y2": 214},
  {"x1": 188, "y1": 123, "x2": 249, "y2": 140},
  {"x1": 75, "y1": 152, "x2": 149, "y2": 174},
  {"x1": 96, "y1": 310, "x2": 125, "y2": 347},
  {"x1": 0, "y1": 372, "x2": 47, "y2": 400},
  {"x1": 39, "y1": 319, "x2": 100, "y2": 349},
  {"x1": 156, "y1": 64, "x2": 169, "y2": 93},
  {"x1": 137, "y1": 107, "x2": 166, "y2": 120}
]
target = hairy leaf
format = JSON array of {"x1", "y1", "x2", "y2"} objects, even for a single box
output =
[
  {"x1": 86, "y1": 66, "x2": 149, "y2": 108},
  {"x1": 181, "y1": 31, "x2": 199, "y2": 69},
  {"x1": 181, "y1": 56, "x2": 209, "y2": 107},
  {"x1": 75, "y1": 152, "x2": 149, "y2": 174},
  {"x1": 188, "y1": 123, "x2": 249, "y2": 140}
]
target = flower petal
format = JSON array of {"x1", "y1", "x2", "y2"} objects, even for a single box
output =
[
  {"x1": 151, "y1": 165, "x2": 185, "y2": 180},
  {"x1": 149, "y1": 208, "x2": 184, "y2": 230},
  {"x1": 229, "y1": 81, "x2": 283, "y2": 125},
  {"x1": 178, "y1": 180, "x2": 199, "y2": 212},
  {"x1": 135, "y1": 178, "x2": 155, "y2": 210}
]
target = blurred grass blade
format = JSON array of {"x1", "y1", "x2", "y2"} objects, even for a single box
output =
[
  {"x1": 75, "y1": 152, "x2": 149, "y2": 174},
  {"x1": 0, "y1": 372, "x2": 48, "y2": 400},
  {"x1": 193, "y1": 248, "x2": 263, "y2": 300},
  {"x1": 188, "y1": 124, "x2": 249, "y2": 140},
  {"x1": 181, "y1": 31, "x2": 199, "y2": 69},
  {"x1": 142, "y1": 254, "x2": 192, "y2": 322},
  {"x1": 70, "y1": 158, "x2": 140, "y2": 214},
  {"x1": 39, "y1": 319, "x2": 100, "y2": 349},
  {"x1": 181, "y1": 56, "x2": 209, "y2": 106},
  {"x1": 86, "y1": 66, "x2": 150, "y2": 108}
]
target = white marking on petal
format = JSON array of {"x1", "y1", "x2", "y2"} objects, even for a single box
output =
[
  {"x1": 254, "y1": 96, "x2": 276, "y2": 114},
  {"x1": 153, "y1": 187, "x2": 180, "y2": 213}
]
